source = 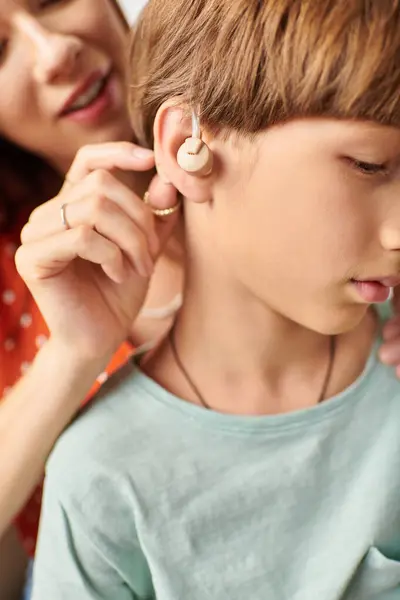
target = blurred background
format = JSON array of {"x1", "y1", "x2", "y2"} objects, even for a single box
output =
[{"x1": 120, "y1": 0, "x2": 148, "y2": 23}]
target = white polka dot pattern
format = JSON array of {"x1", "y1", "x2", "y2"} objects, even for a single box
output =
[
  {"x1": 4, "y1": 338, "x2": 15, "y2": 351},
  {"x1": 2, "y1": 289, "x2": 16, "y2": 305},
  {"x1": 20, "y1": 313, "x2": 33, "y2": 328}
]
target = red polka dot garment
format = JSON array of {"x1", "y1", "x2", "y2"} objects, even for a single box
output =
[{"x1": 0, "y1": 225, "x2": 134, "y2": 557}]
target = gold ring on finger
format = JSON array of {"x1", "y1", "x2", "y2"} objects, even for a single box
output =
[{"x1": 143, "y1": 190, "x2": 181, "y2": 217}]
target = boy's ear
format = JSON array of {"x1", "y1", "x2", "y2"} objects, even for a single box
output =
[{"x1": 153, "y1": 100, "x2": 213, "y2": 204}]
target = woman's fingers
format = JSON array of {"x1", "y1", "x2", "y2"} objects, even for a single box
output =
[
  {"x1": 23, "y1": 171, "x2": 180, "y2": 257},
  {"x1": 382, "y1": 315, "x2": 400, "y2": 342},
  {"x1": 380, "y1": 297, "x2": 400, "y2": 367},
  {"x1": 147, "y1": 172, "x2": 178, "y2": 212},
  {"x1": 145, "y1": 174, "x2": 181, "y2": 253},
  {"x1": 22, "y1": 199, "x2": 154, "y2": 279},
  {"x1": 379, "y1": 340, "x2": 400, "y2": 366},
  {"x1": 16, "y1": 226, "x2": 129, "y2": 285},
  {"x1": 71, "y1": 199, "x2": 154, "y2": 277},
  {"x1": 392, "y1": 286, "x2": 400, "y2": 313},
  {"x1": 22, "y1": 170, "x2": 159, "y2": 255},
  {"x1": 20, "y1": 143, "x2": 181, "y2": 281},
  {"x1": 64, "y1": 142, "x2": 155, "y2": 188},
  {"x1": 380, "y1": 318, "x2": 400, "y2": 366}
]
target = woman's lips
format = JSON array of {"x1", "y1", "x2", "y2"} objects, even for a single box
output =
[
  {"x1": 351, "y1": 278, "x2": 400, "y2": 303},
  {"x1": 60, "y1": 71, "x2": 119, "y2": 125}
]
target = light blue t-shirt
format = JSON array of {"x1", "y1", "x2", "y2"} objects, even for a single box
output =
[{"x1": 32, "y1": 332, "x2": 400, "y2": 599}]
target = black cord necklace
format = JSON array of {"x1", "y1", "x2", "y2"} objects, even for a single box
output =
[{"x1": 168, "y1": 324, "x2": 336, "y2": 411}]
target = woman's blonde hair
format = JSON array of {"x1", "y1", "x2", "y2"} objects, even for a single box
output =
[{"x1": 129, "y1": 0, "x2": 400, "y2": 148}]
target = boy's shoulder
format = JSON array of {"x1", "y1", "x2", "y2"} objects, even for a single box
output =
[
  {"x1": 45, "y1": 360, "x2": 152, "y2": 499},
  {"x1": 36, "y1": 362, "x2": 155, "y2": 598}
]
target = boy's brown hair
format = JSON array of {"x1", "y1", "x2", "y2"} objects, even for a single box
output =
[{"x1": 129, "y1": 0, "x2": 400, "y2": 148}]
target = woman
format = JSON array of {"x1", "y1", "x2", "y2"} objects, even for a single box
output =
[{"x1": 0, "y1": 0, "x2": 180, "y2": 595}]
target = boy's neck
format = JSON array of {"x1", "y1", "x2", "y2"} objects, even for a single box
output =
[{"x1": 143, "y1": 273, "x2": 377, "y2": 416}]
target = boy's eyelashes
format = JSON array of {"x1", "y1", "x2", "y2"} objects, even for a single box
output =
[{"x1": 346, "y1": 157, "x2": 389, "y2": 177}]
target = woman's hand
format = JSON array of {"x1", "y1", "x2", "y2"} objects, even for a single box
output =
[
  {"x1": 16, "y1": 142, "x2": 179, "y2": 365},
  {"x1": 380, "y1": 287, "x2": 400, "y2": 377}
]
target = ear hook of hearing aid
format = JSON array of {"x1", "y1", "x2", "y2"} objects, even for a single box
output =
[
  {"x1": 176, "y1": 110, "x2": 213, "y2": 176},
  {"x1": 191, "y1": 111, "x2": 201, "y2": 139}
]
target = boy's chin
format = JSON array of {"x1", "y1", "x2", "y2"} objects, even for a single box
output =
[{"x1": 302, "y1": 303, "x2": 371, "y2": 336}]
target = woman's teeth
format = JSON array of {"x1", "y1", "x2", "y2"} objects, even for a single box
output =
[{"x1": 68, "y1": 78, "x2": 105, "y2": 112}]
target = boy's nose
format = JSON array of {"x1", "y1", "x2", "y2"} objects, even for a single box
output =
[
  {"x1": 380, "y1": 223, "x2": 400, "y2": 252},
  {"x1": 15, "y1": 14, "x2": 83, "y2": 83}
]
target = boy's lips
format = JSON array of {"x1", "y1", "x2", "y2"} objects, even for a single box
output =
[{"x1": 351, "y1": 277, "x2": 400, "y2": 303}]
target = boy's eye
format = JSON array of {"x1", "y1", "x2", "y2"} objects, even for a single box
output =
[
  {"x1": 39, "y1": 0, "x2": 66, "y2": 7},
  {"x1": 351, "y1": 159, "x2": 387, "y2": 176}
]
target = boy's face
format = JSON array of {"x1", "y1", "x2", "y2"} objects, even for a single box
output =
[{"x1": 195, "y1": 119, "x2": 400, "y2": 334}]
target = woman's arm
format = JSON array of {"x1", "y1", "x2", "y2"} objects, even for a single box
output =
[
  {"x1": 0, "y1": 142, "x2": 179, "y2": 537},
  {"x1": 0, "y1": 340, "x2": 106, "y2": 536}
]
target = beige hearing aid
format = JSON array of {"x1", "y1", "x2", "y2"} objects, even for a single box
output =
[{"x1": 177, "y1": 111, "x2": 213, "y2": 176}]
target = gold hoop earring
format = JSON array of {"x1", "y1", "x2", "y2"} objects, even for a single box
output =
[{"x1": 143, "y1": 191, "x2": 182, "y2": 217}]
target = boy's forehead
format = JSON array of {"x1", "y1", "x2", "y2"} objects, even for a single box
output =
[
  {"x1": 323, "y1": 121, "x2": 400, "y2": 150},
  {"x1": 272, "y1": 119, "x2": 400, "y2": 145},
  {"x1": 244, "y1": 119, "x2": 400, "y2": 164}
]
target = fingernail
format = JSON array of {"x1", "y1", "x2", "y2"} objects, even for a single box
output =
[{"x1": 131, "y1": 146, "x2": 154, "y2": 159}]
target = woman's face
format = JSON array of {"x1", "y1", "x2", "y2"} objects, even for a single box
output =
[{"x1": 0, "y1": 0, "x2": 131, "y2": 171}]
